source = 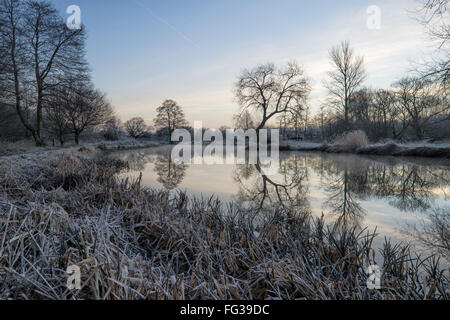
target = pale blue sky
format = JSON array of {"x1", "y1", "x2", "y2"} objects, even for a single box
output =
[{"x1": 52, "y1": 0, "x2": 435, "y2": 128}]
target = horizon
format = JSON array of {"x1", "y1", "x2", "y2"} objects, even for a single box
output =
[{"x1": 51, "y1": 0, "x2": 437, "y2": 128}]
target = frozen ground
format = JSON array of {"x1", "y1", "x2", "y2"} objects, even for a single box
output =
[
  {"x1": 0, "y1": 139, "x2": 164, "y2": 158},
  {"x1": 282, "y1": 140, "x2": 450, "y2": 158}
]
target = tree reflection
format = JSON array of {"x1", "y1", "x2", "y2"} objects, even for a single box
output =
[
  {"x1": 307, "y1": 154, "x2": 450, "y2": 231},
  {"x1": 111, "y1": 148, "x2": 448, "y2": 258},
  {"x1": 112, "y1": 147, "x2": 188, "y2": 190},
  {"x1": 153, "y1": 154, "x2": 187, "y2": 190},
  {"x1": 232, "y1": 154, "x2": 311, "y2": 216},
  {"x1": 118, "y1": 151, "x2": 154, "y2": 172},
  {"x1": 386, "y1": 166, "x2": 436, "y2": 212},
  {"x1": 401, "y1": 206, "x2": 450, "y2": 262},
  {"x1": 310, "y1": 154, "x2": 449, "y2": 214},
  {"x1": 323, "y1": 169, "x2": 367, "y2": 229}
]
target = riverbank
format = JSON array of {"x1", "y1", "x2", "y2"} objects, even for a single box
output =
[
  {"x1": 0, "y1": 139, "x2": 164, "y2": 158},
  {"x1": 0, "y1": 152, "x2": 447, "y2": 300},
  {"x1": 3, "y1": 138, "x2": 450, "y2": 160},
  {"x1": 283, "y1": 140, "x2": 450, "y2": 158}
]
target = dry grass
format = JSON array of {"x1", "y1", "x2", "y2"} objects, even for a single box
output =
[
  {"x1": 331, "y1": 131, "x2": 369, "y2": 152},
  {"x1": 0, "y1": 140, "x2": 37, "y2": 156},
  {"x1": 0, "y1": 154, "x2": 448, "y2": 300}
]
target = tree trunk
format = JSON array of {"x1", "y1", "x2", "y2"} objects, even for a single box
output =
[
  {"x1": 35, "y1": 91, "x2": 44, "y2": 146},
  {"x1": 414, "y1": 122, "x2": 423, "y2": 141},
  {"x1": 10, "y1": 15, "x2": 39, "y2": 145},
  {"x1": 59, "y1": 132, "x2": 64, "y2": 146}
]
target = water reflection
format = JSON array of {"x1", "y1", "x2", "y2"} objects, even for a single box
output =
[
  {"x1": 154, "y1": 155, "x2": 187, "y2": 190},
  {"x1": 118, "y1": 147, "x2": 187, "y2": 190},
  {"x1": 232, "y1": 155, "x2": 310, "y2": 215},
  {"x1": 401, "y1": 206, "x2": 449, "y2": 261},
  {"x1": 113, "y1": 147, "x2": 450, "y2": 260},
  {"x1": 323, "y1": 169, "x2": 366, "y2": 230}
]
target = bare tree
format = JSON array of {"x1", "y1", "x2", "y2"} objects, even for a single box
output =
[
  {"x1": 373, "y1": 89, "x2": 398, "y2": 139},
  {"x1": 324, "y1": 41, "x2": 367, "y2": 131},
  {"x1": 0, "y1": 0, "x2": 88, "y2": 146},
  {"x1": 419, "y1": 0, "x2": 449, "y2": 45},
  {"x1": 102, "y1": 116, "x2": 122, "y2": 141},
  {"x1": 235, "y1": 62, "x2": 311, "y2": 136},
  {"x1": 45, "y1": 95, "x2": 69, "y2": 145},
  {"x1": 125, "y1": 117, "x2": 147, "y2": 139},
  {"x1": 417, "y1": 0, "x2": 449, "y2": 86},
  {"x1": 0, "y1": 0, "x2": 37, "y2": 142},
  {"x1": 288, "y1": 104, "x2": 309, "y2": 140},
  {"x1": 233, "y1": 110, "x2": 255, "y2": 130},
  {"x1": 24, "y1": 0, "x2": 87, "y2": 145},
  {"x1": 393, "y1": 76, "x2": 447, "y2": 140},
  {"x1": 61, "y1": 82, "x2": 113, "y2": 144},
  {"x1": 154, "y1": 99, "x2": 188, "y2": 143},
  {"x1": 0, "y1": 2, "x2": 8, "y2": 88}
]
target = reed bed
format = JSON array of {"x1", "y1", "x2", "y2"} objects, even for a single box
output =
[
  {"x1": 0, "y1": 153, "x2": 448, "y2": 300},
  {"x1": 329, "y1": 131, "x2": 369, "y2": 152}
]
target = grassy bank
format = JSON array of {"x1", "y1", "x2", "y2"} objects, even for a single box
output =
[
  {"x1": 0, "y1": 153, "x2": 448, "y2": 300},
  {"x1": 0, "y1": 139, "x2": 164, "y2": 158},
  {"x1": 284, "y1": 141, "x2": 450, "y2": 158}
]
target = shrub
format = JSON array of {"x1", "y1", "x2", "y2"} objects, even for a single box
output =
[
  {"x1": 102, "y1": 127, "x2": 120, "y2": 141},
  {"x1": 332, "y1": 130, "x2": 369, "y2": 151}
]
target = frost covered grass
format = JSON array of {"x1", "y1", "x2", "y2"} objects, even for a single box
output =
[
  {"x1": 0, "y1": 138, "x2": 163, "y2": 158},
  {"x1": 330, "y1": 131, "x2": 369, "y2": 152},
  {"x1": 0, "y1": 140, "x2": 41, "y2": 156},
  {"x1": 285, "y1": 137, "x2": 450, "y2": 159},
  {"x1": 0, "y1": 154, "x2": 448, "y2": 300}
]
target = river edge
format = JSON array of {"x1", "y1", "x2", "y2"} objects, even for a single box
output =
[
  {"x1": 1, "y1": 139, "x2": 450, "y2": 162},
  {"x1": 281, "y1": 140, "x2": 450, "y2": 159},
  {"x1": 0, "y1": 152, "x2": 448, "y2": 300}
]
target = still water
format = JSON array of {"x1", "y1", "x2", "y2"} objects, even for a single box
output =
[{"x1": 113, "y1": 146, "x2": 450, "y2": 261}]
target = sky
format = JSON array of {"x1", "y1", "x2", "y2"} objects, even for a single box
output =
[{"x1": 51, "y1": 0, "x2": 436, "y2": 128}]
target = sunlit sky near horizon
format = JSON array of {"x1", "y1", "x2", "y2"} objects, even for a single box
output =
[{"x1": 52, "y1": 0, "x2": 436, "y2": 128}]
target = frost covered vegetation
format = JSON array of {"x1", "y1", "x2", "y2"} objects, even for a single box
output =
[
  {"x1": 0, "y1": 153, "x2": 448, "y2": 300},
  {"x1": 330, "y1": 131, "x2": 369, "y2": 152},
  {"x1": 284, "y1": 133, "x2": 450, "y2": 158}
]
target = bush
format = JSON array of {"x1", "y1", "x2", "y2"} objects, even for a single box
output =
[
  {"x1": 102, "y1": 128, "x2": 120, "y2": 141},
  {"x1": 332, "y1": 130, "x2": 369, "y2": 151}
]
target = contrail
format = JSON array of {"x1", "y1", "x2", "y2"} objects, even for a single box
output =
[{"x1": 132, "y1": 0, "x2": 198, "y2": 47}]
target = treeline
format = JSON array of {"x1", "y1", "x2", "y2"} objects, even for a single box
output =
[
  {"x1": 234, "y1": 1, "x2": 449, "y2": 143},
  {"x1": 0, "y1": 0, "x2": 114, "y2": 145},
  {"x1": 311, "y1": 0, "x2": 450, "y2": 142},
  {"x1": 118, "y1": 99, "x2": 188, "y2": 142},
  {"x1": 312, "y1": 76, "x2": 449, "y2": 142}
]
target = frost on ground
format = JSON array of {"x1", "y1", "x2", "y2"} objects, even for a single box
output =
[
  {"x1": 283, "y1": 139, "x2": 450, "y2": 158},
  {"x1": 0, "y1": 139, "x2": 163, "y2": 158}
]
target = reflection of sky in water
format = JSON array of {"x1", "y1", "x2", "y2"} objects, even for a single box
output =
[
  {"x1": 124, "y1": 163, "x2": 238, "y2": 202},
  {"x1": 116, "y1": 147, "x2": 450, "y2": 261}
]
